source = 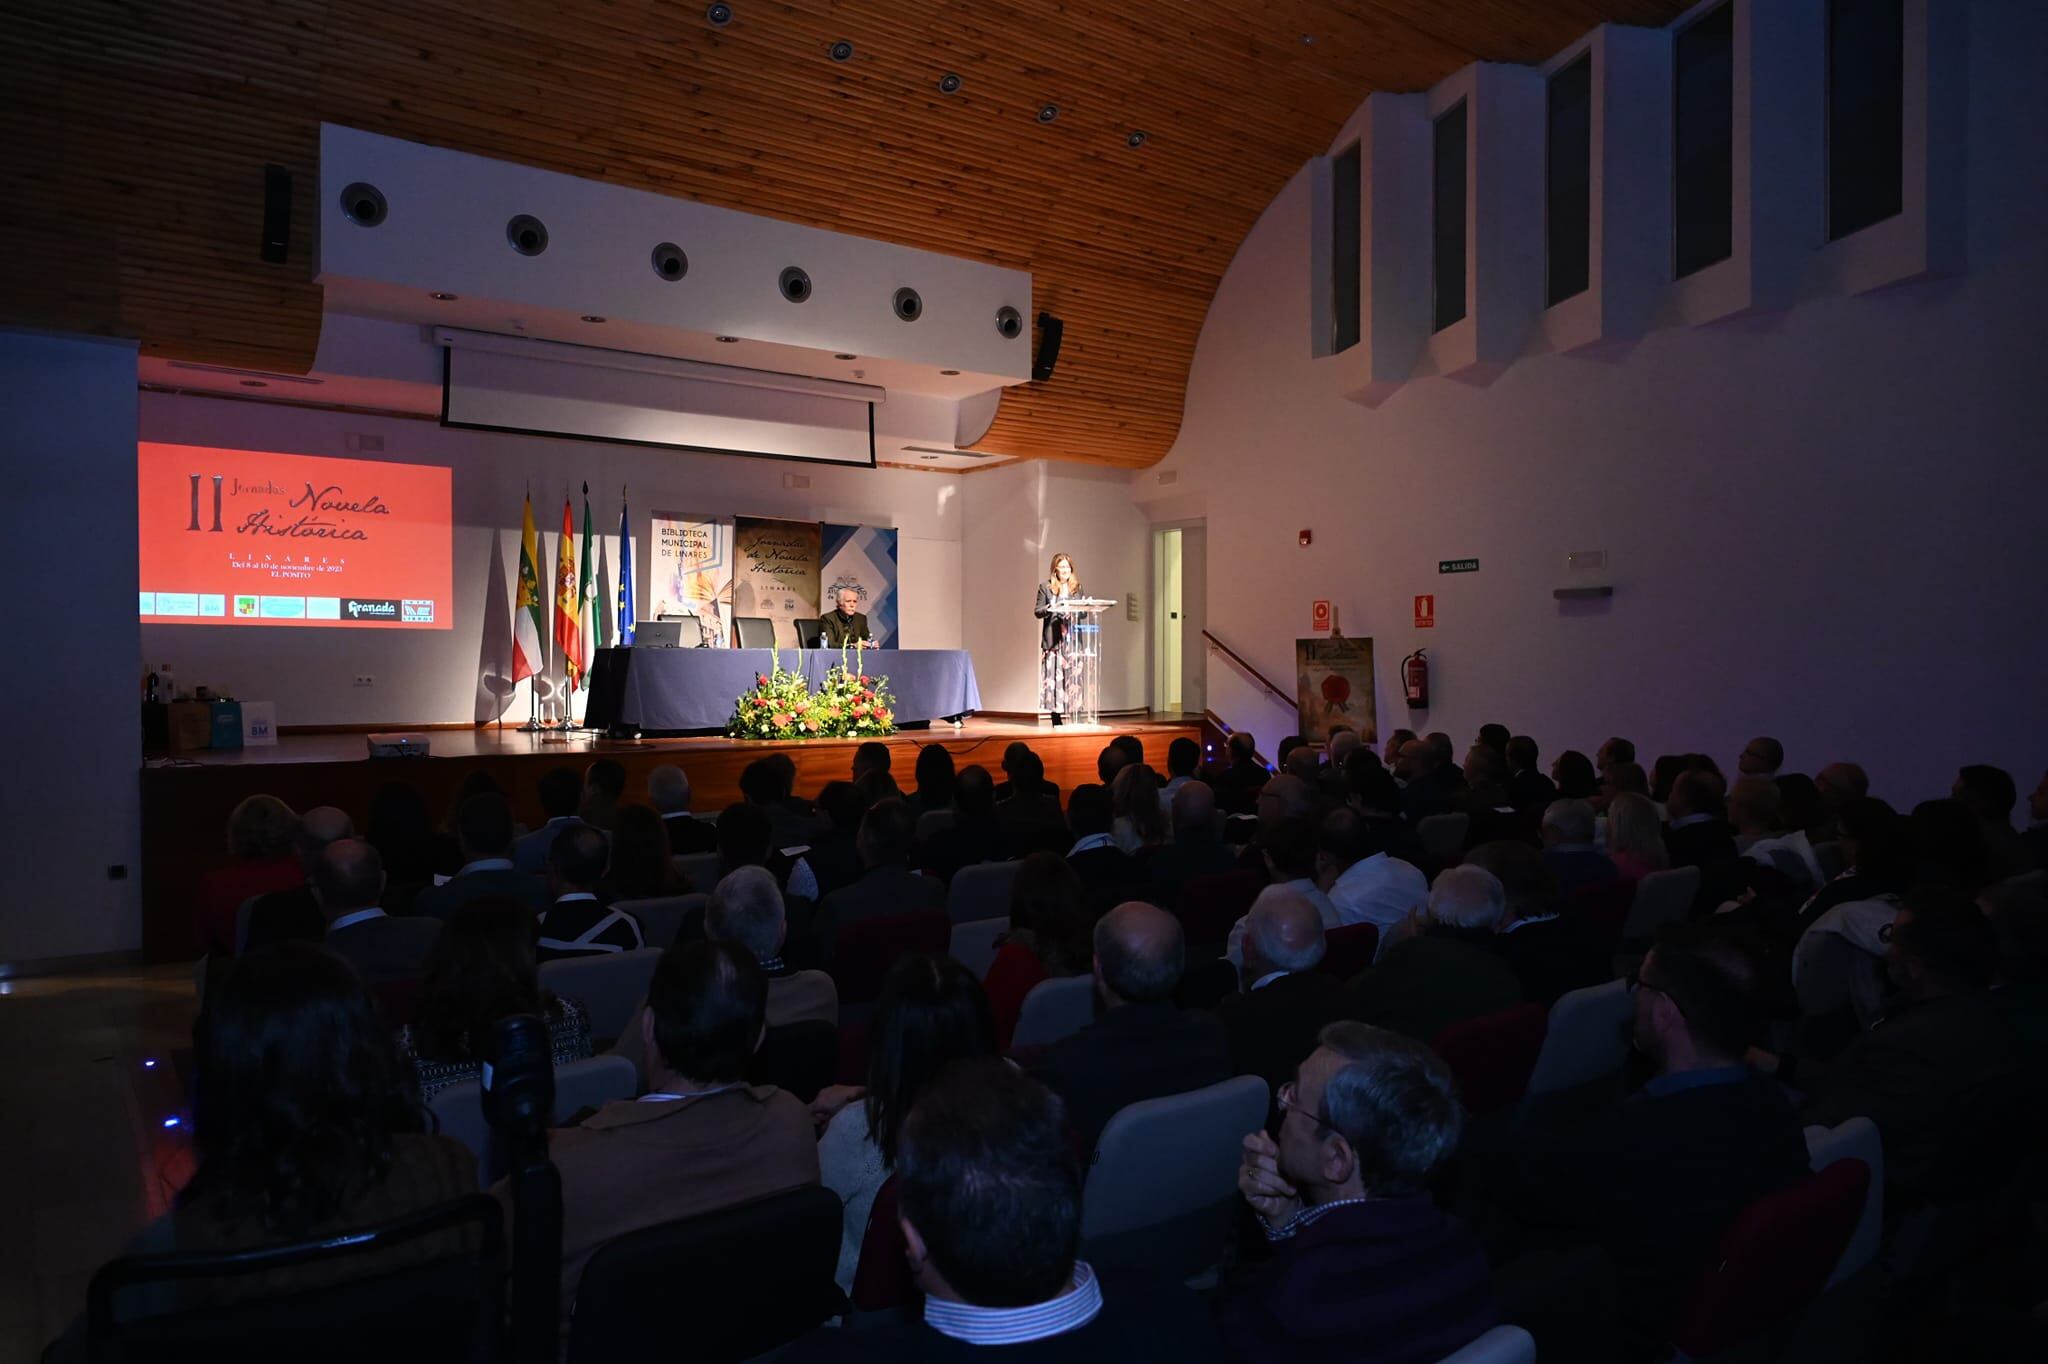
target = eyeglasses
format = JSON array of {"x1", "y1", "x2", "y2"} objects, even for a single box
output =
[{"x1": 1277, "y1": 1079, "x2": 1338, "y2": 1136}]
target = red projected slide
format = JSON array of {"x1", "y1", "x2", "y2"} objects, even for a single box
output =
[{"x1": 138, "y1": 443, "x2": 453, "y2": 629}]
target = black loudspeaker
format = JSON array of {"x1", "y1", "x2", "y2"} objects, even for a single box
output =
[
  {"x1": 260, "y1": 165, "x2": 291, "y2": 264},
  {"x1": 1032, "y1": 312, "x2": 1064, "y2": 382}
]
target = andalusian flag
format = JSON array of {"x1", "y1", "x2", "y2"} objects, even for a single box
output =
[
  {"x1": 512, "y1": 494, "x2": 544, "y2": 683},
  {"x1": 576, "y1": 485, "x2": 597, "y2": 685},
  {"x1": 554, "y1": 496, "x2": 580, "y2": 688},
  {"x1": 615, "y1": 492, "x2": 636, "y2": 646}
]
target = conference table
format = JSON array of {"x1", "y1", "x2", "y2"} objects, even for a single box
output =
[{"x1": 583, "y1": 646, "x2": 983, "y2": 734}]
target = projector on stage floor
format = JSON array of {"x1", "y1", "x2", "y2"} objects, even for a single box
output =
[{"x1": 366, "y1": 732, "x2": 432, "y2": 758}]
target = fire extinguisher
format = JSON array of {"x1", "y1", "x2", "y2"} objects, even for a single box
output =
[{"x1": 1402, "y1": 649, "x2": 1429, "y2": 709}]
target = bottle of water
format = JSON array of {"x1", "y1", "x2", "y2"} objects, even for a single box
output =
[{"x1": 159, "y1": 663, "x2": 176, "y2": 702}]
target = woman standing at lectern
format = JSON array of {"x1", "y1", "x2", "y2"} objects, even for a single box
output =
[{"x1": 1035, "y1": 552, "x2": 1084, "y2": 726}]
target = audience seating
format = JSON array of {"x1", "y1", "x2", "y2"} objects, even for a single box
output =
[
  {"x1": 1666, "y1": 1159, "x2": 1871, "y2": 1361},
  {"x1": 1520, "y1": 979, "x2": 1631, "y2": 1123},
  {"x1": 1812, "y1": 840, "x2": 1846, "y2": 884},
  {"x1": 830, "y1": 909, "x2": 950, "y2": 1009},
  {"x1": 232, "y1": 895, "x2": 263, "y2": 955},
  {"x1": 88, "y1": 1194, "x2": 505, "y2": 1364},
  {"x1": 1781, "y1": 1118, "x2": 1887, "y2": 1364},
  {"x1": 1619, "y1": 865, "x2": 1700, "y2": 945},
  {"x1": 946, "y1": 859, "x2": 1020, "y2": 924},
  {"x1": 370, "y1": 977, "x2": 422, "y2": 1030},
  {"x1": 848, "y1": 1174, "x2": 914, "y2": 1316},
  {"x1": 565, "y1": 1185, "x2": 843, "y2": 1364},
  {"x1": 1318, "y1": 921, "x2": 1380, "y2": 980},
  {"x1": 1432, "y1": 1003, "x2": 1549, "y2": 1119},
  {"x1": 430, "y1": 1054, "x2": 638, "y2": 1176},
  {"x1": 537, "y1": 947, "x2": 664, "y2": 1045},
  {"x1": 608, "y1": 892, "x2": 704, "y2": 950},
  {"x1": 1804, "y1": 1117, "x2": 1886, "y2": 1289},
  {"x1": 732, "y1": 616, "x2": 775, "y2": 649},
  {"x1": 1416, "y1": 812, "x2": 1471, "y2": 867},
  {"x1": 915, "y1": 809, "x2": 959, "y2": 844},
  {"x1": 947, "y1": 917, "x2": 1007, "y2": 978},
  {"x1": 748, "y1": 1019, "x2": 838, "y2": 1103},
  {"x1": 1077, "y1": 1074, "x2": 1270, "y2": 1281},
  {"x1": 672, "y1": 851, "x2": 723, "y2": 893},
  {"x1": 1761, "y1": 846, "x2": 1815, "y2": 888},
  {"x1": 1433, "y1": 1324, "x2": 1537, "y2": 1364},
  {"x1": 1176, "y1": 868, "x2": 1265, "y2": 950},
  {"x1": 1565, "y1": 878, "x2": 1636, "y2": 947},
  {"x1": 1010, "y1": 975, "x2": 1096, "y2": 1050}
]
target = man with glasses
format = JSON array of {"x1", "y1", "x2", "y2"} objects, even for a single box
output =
[{"x1": 1217, "y1": 1023, "x2": 1496, "y2": 1364}]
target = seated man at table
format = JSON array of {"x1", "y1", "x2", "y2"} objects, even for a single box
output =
[{"x1": 820, "y1": 586, "x2": 872, "y2": 647}]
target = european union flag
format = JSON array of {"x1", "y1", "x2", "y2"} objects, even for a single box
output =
[{"x1": 616, "y1": 495, "x2": 636, "y2": 646}]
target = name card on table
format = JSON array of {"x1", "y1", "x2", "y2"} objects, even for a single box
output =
[{"x1": 241, "y1": 700, "x2": 278, "y2": 746}]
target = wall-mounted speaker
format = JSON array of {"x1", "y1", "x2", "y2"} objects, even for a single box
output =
[
  {"x1": 893, "y1": 287, "x2": 923, "y2": 321},
  {"x1": 1032, "y1": 312, "x2": 1064, "y2": 382},
  {"x1": 995, "y1": 306, "x2": 1023, "y2": 339},
  {"x1": 779, "y1": 266, "x2": 813, "y2": 303},
  {"x1": 260, "y1": 164, "x2": 292, "y2": 264}
]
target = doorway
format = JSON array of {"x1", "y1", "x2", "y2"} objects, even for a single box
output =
[{"x1": 1151, "y1": 523, "x2": 1206, "y2": 716}]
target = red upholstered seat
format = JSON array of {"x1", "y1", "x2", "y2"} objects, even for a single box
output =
[
  {"x1": 1565, "y1": 877, "x2": 1637, "y2": 947},
  {"x1": 830, "y1": 909, "x2": 950, "y2": 1007},
  {"x1": 1176, "y1": 869, "x2": 1265, "y2": 949},
  {"x1": 849, "y1": 1174, "x2": 916, "y2": 1313},
  {"x1": 1669, "y1": 1159, "x2": 1871, "y2": 1359},
  {"x1": 1318, "y1": 921, "x2": 1380, "y2": 980},
  {"x1": 1432, "y1": 1003, "x2": 1549, "y2": 1117}
]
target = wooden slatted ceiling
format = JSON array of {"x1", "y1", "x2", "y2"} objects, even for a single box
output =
[{"x1": 2, "y1": 0, "x2": 1690, "y2": 467}]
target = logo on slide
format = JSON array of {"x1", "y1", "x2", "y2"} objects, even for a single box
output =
[
  {"x1": 345, "y1": 598, "x2": 399, "y2": 620},
  {"x1": 234, "y1": 595, "x2": 259, "y2": 618},
  {"x1": 401, "y1": 599, "x2": 436, "y2": 623}
]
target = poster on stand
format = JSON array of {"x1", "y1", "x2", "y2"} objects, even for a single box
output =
[
  {"x1": 1295, "y1": 636, "x2": 1377, "y2": 746},
  {"x1": 732, "y1": 516, "x2": 821, "y2": 648},
  {"x1": 649, "y1": 512, "x2": 732, "y2": 647}
]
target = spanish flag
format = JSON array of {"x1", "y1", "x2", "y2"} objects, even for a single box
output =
[
  {"x1": 512, "y1": 494, "x2": 544, "y2": 684},
  {"x1": 555, "y1": 496, "x2": 581, "y2": 689}
]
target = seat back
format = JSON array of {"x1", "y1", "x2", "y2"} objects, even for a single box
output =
[
  {"x1": 672, "y1": 852, "x2": 724, "y2": 893},
  {"x1": 1622, "y1": 865, "x2": 1700, "y2": 943},
  {"x1": 233, "y1": 894, "x2": 262, "y2": 955},
  {"x1": 1176, "y1": 868, "x2": 1265, "y2": 949},
  {"x1": 1433, "y1": 1003, "x2": 1549, "y2": 1118},
  {"x1": 1416, "y1": 812, "x2": 1471, "y2": 865},
  {"x1": 1565, "y1": 878, "x2": 1637, "y2": 947},
  {"x1": 915, "y1": 809, "x2": 960, "y2": 845},
  {"x1": 1803, "y1": 1117, "x2": 1885, "y2": 1287},
  {"x1": 1812, "y1": 840, "x2": 1846, "y2": 884},
  {"x1": 538, "y1": 947, "x2": 665, "y2": 1045},
  {"x1": 88, "y1": 1195, "x2": 504, "y2": 1364},
  {"x1": 431, "y1": 1054, "x2": 639, "y2": 1176},
  {"x1": 566, "y1": 1185, "x2": 842, "y2": 1364},
  {"x1": 733, "y1": 616, "x2": 776, "y2": 649},
  {"x1": 1764, "y1": 847, "x2": 1814, "y2": 888},
  {"x1": 1433, "y1": 1324, "x2": 1537, "y2": 1364},
  {"x1": 947, "y1": 860, "x2": 1020, "y2": 924},
  {"x1": 609, "y1": 893, "x2": 704, "y2": 950},
  {"x1": 1318, "y1": 921, "x2": 1379, "y2": 980},
  {"x1": 830, "y1": 909, "x2": 950, "y2": 1007},
  {"x1": 749, "y1": 1019, "x2": 839, "y2": 1103},
  {"x1": 947, "y1": 918, "x2": 1007, "y2": 979},
  {"x1": 1079, "y1": 1074, "x2": 1270, "y2": 1278},
  {"x1": 1668, "y1": 1160, "x2": 1871, "y2": 1359},
  {"x1": 849, "y1": 1174, "x2": 914, "y2": 1313},
  {"x1": 1524, "y1": 979, "x2": 1631, "y2": 1097},
  {"x1": 1011, "y1": 975, "x2": 1097, "y2": 1049},
  {"x1": 793, "y1": 617, "x2": 824, "y2": 648}
]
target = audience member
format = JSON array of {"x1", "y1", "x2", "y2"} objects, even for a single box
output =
[
  {"x1": 1381, "y1": 727, "x2": 1418, "y2": 770},
  {"x1": 1773, "y1": 772, "x2": 1825, "y2": 840},
  {"x1": 1796, "y1": 796, "x2": 1909, "y2": 929},
  {"x1": 907, "y1": 744, "x2": 958, "y2": 820},
  {"x1": 1595, "y1": 736, "x2": 1636, "y2": 774},
  {"x1": 313, "y1": 838, "x2": 440, "y2": 984},
  {"x1": 1352, "y1": 866, "x2": 1522, "y2": 1043},
  {"x1": 601, "y1": 804, "x2": 689, "y2": 901},
  {"x1": 742, "y1": 756, "x2": 819, "y2": 854},
  {"x1": 1663, "y1": 771, "x2": 1736, "y2": 871},
  {"x1": 196, "y1": 794, "x2": 303, "y2": 953},
  {"x1": 398, "y1": 897, "x2": 592, "y2": 1100},
  {"x1": 1111, "y1": 734, "x2": 1145, "y2": 771},
  {"x1": 1227, "y1": 815, "x2": 1340, "y2": 968},
  {"x1": 852, "y1": 741, "x2": 900, "y2": 798},
  {"x1": 1317, "y1": 807, "x2": 1427, "y2": 955},
  {"x1": 1603, "y1": 793, "x2": 1669, "y2": 884},
  {"x1": 1476, "y1": 723, "x2": 1510, "y2": 757},
  {"x1": 707, "y1": 865, "x2": 838, "y2": 1028},
  {"x1": 996, "y1": 747, "x2": 1069, "y2": 853},
  {"x1": 513, "y1": 766, "x2": 590, "y2": 874},
  {"x1": 1283, "y1": 745, "x2": 1320, "y2": 784},
  {"x1": 1984, "y1": 874, "x2": 2048, "y2": 1054},
  {"x1": 1343, "y1": 758, "x2": 1427, "y2": 869},
  {"x1": 1730, "y1": 777, "x2": 1825, "y2": 887},
  {"x1": 1457, "y1": 745, "x2": 1519, "y2": 844},
  {"x1": 648, "y1": 764, "x2": 719, "y2": 855},
  {"x1": 814, "y1": 798, "x2": 946, "y2": 958},
  {"x1": 414, "y1": 793, "x2": 547, "y2": 922},
  {"x1": 1110, "y1": 763, "x2": 1168, "y2": 854},
  {"x1": 510, "y1": 940, "x2": 819, "y2": 1329},
  {"x1": 1550, "y1": 750, "x2": 1598, "y2": 801},
  {"x1": 920, "y1": 764, "x2": 1011, "y2": 883},
  {"x1": 1220, "y1": 1023, "x2": 1494, "y2": 1364},
  {"x1": 1909, "y1": 797, "x2": 1991, "y2": 892},
  {"x1": 1813, "y1": 761, "x2": 1870, "y2": 840},
  {"x1": 806, "y1": 780, "x2": 870, "y2": 898},
  {"x1": 1480, "y1": 924, "x2": 1808, "y2": 1354},
  {"x1": 1161, "y1": 736, "x2": 1202, "y2": 807},
  {"x1": 580, "y1": 757, "x2": 628, "y2": 831},
  {"x1": 716, "y1": 799, "x2": 822, "y2": 903},
  {"x1": 1736, "y1": 736, "x2": 1784, "y2": 778},
  {"x1": 537, "y1": 824, "x2": 644, "y2": 962},
  {"x1": 1594, "y1": 761, "x2": 1649, "y2": 816},
  {"x1": 1215, "y1": 886, "x2": 1352, "y2": 1119},
  {"x1": 1396, "y1": 739, "x2": 1462, "y2": 823},
  {"x1": 1504, "y1": 735, "x2": 1556, "y2": 814},
  {"x1": 1146, "y1": 781, "x2": 1236, "y2": 908},
  {"x1": 1097, "y1": 741, "x2": 1130, "y2": 786},
  {"x1": 1465, "y1": 842, "x2": 1607, "y2": 1007},
  {"x1": 1649, "y1": 754, "x2": 1687, "y2": 808},
  {"x1": 1954, "y1": 764, "x2": 2030, "y2": 882},
  {"x1": 996, "y1": 740, "x2": 1063, "y2": 807},
  {"x1": 243, "y1": 804, "x2": 354, "y2": 952},
  {"x1": 1038, "y1": 902, "x2": 1231, "y2": 1155},
  {"x1": 1212, "y1": 730, "x2": 1272, "y2": 815},
  {"x1": 1538, "y1": 800, "x2": 1619, "y2": 895},
  {"x1": 430, "y1": 770, "x2": 503, "y2": 877},
  {"x1": 365, "y1": 782, "x2": 437, "y2": 916},
  {"x1": 1066, "y1": 783, "x2": 1142, "y2": 914},
  {"x1": 812, "y1": 955, "x2": 997, "y2": 1292},
  {"x1": 789, "y1": 1059, "x2": 1221, "y2": 1361},
  {"x1": 985, "y1": 852, "x2": 1094, "y2": 1049}
]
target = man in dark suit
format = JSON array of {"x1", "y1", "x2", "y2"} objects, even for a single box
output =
[
  {"x1": 1146, "y1": 781, "x2": 1238, "y2": 909},
  {"x1": 1352, "y1": 866, "x2": 1522, "y2": 1044},
  {"x1": 803, "y1": 780, "x2": 870, "y2": 900},
  {"x1": 1220, "y1": 1024, "x2": 1496, "y2": 1364},
  {"x1": 1663, "y1": 771, "x2": 1738, "y2": 873},
  {"x1": 1477, "y1": 923, "x2": 1809, "y2": 1355},
  {"x1": 244, "y1": 804, "x2": 354, "y2": 952},
  {"x1": 414, "y1": 792, "x2": 548, "y2": 922},
  {"x1": 648, "y1": 763, "x2": 719, "y2": 856},
  {"x1": 1504, "y1": 735, "x2": 1558, "y2": 815},
  {"x1": 1064, "y1": 784, "x2": 1142, "y2": 918},
  {"x1": 994, "y1": 741, "x2": 1063, "y2": 807},
  {"x1": 313, "y1": 838, "x2": 440, "y2": 984},
  {"x1": 1539, "y1": 799, "x2": 1620, "y2": 894},
  {"x1": 1038, "y1": 902, "x2": 1231, "y2": 1155},
  {"x1": 818, "y1": 587, "x2": 873, "y2": 648},
  {"x1": 514, "y1": 766, "x2": 595, "y2": 874},
  {"x1": 1395, "y1": 739, "x2": 1463, "y2": 825},
  {"x1": 537, "y1": 824, "x2": 645, "y2": 963},
  {"x1": 1214, "y1": 886, "x2": 1353, "y2": 1121},
  {"x1": 1465, "y1": 841, "x2": 1607, "y2": 1008},
  {"x1": 785, "y1": 1059, "x2": 1222, "y2": 1362},
  {"x1": 812, "y1": 798, "x2": 945, "y2": 959},
  {"x1": 1209, "y1": 731, "x2": 1271, "y2": 817}
]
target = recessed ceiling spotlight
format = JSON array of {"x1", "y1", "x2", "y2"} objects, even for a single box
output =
[
  {"x1": 430, "y1": 291, "x2": 458, "y2": 301},
  {"x1": 1038, "y1": 103, "x2": 1060, "y2": 123},
  {"x1": 706, "y1": 3, "x2": 732, "y2": 26},
  {"x1": 1126, "y1": 130, "x2": 1147, "y2": 149},
  {"x1": 239, "y1": 379, "x2": 268, "y2": 388},
  {"x1": 829, "y1": 39, "x2": 853, "y2": 61},
  {"x1": 716, "y1": 335, "x2": 740, "y2": 343},
  {"x1": 938, "y1": 72, "x2": 962, "y2": 94},
  {"x1": 939, "y1": 369, "x2": 960, "y2": 376},
  {"x1": 834, "y1": 353, "x2": 857, "y2": 360},
  {"x1": 581, "y1": 314, "x2": 606, "y2": 323}
]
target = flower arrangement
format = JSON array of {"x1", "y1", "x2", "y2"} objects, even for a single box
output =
[{"x1": 724, "y1": 641, "x2": 897, "y2": 740}]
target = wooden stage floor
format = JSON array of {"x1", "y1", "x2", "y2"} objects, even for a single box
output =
[{"x1": 139, "y1": 715, "x2": 1205, "y2": 962}]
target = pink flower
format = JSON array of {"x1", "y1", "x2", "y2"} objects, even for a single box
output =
[
  {"x1": 772, "y1": 712, "x2": 790, "y2": 726},
  {"x1": 756, "y1": 674, "x2": 768, "y2": 686}
]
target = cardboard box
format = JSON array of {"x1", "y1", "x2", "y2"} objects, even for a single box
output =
[{"x1": 167, "y1": 701, "x2": 213, "y2": 753}]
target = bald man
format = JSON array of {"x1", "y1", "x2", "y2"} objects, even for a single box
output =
[
  {"x1": 243, "y1": 804, "x2": 357, "y2": 953},
  {"x1": 1215, "y1": 886, "x2": 1355, "y2": 1121},
  {"x1": 1037, "y1": 901, "x2": 1232, "y2": 1154},
  {"x1": 312, "y1": 838, "x2": 440, "y2": 984}
]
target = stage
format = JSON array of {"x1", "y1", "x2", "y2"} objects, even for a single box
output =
[{"x1": 139, "y1": 714, "x2": 1205, "y2": 962}]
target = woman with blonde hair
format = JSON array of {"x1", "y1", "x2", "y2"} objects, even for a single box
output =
[
  {"x1": 1033, "y1": 551, "x2": 1086, "y2": 726},
  {"x1": 1605, "y1": 792, "x2": 1669, "y2": 883},
  {"x1": 1111, "y1": 762, "x2": 1168, "y2": 853},
  {"x1": 196, "y1": 794, "x2": 304, "y2": 954}
]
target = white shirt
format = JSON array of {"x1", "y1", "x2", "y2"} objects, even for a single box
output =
[
  {"x1": 1226, "y1": 878, "x2": 1342, "y2": 968},
  {"x1": 1158, "y1": 775, "x2": 1193, "y2": 811},
  {"x1": 326, "y1": 907, "x2": 387, "y2": 933},
  {"x1": 1069, "y1": 832, "x2": 1118, "y2": 856},
  {"x1": 458, "y1": 857, "x2": 515, "y2": 875},
  {"x1": 1249, "y1": 970, "x2": 1290, "y2": 991},
  {"x1": 1744, "y1": 829, "x2": 1826, "y2": 887},
  {"x1": 1325, "y1": 853, "x2": 1429, "y2": 960}
]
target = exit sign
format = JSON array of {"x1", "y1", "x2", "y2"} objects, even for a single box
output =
[{"x1": 1438, "y1": 558, "x2": 1479, "y2": 574}]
